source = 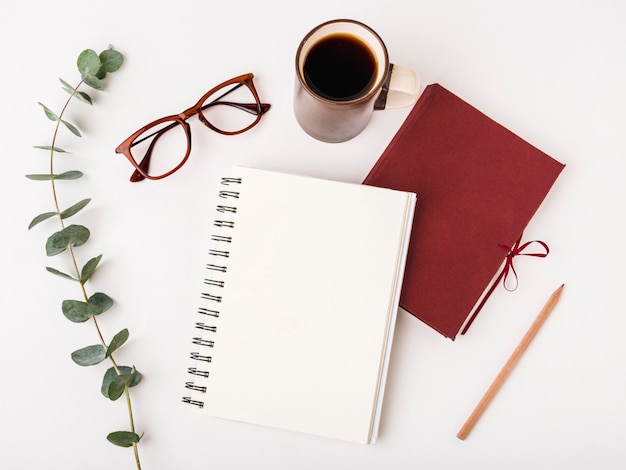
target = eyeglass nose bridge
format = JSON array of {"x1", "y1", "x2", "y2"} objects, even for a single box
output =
[{"x1": 179, "y1": 105, "x2": 223, "y2": 133}]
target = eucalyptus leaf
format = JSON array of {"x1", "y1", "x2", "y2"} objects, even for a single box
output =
[
  {"x1": 99, "y1": 49, "x2": 123, "y2": 74},
  {"x1": 74, "y1": 90, "x2": 93, "y2": 105},
  {"x1": 25, "y1": 174, "x2": 56, "y2": 181},
  {"x1": 62, "y1": 299, "x2": 102, "y2": 323},
  {"x1": 59, "y1": 77, "x2": 75, "y2": 93},
  {"x1": 33, "y1": 145, "x2": 69, "y2": 153},
  {"x1": 61, "y1": 292, "x2": 112, "y2": 323},
  {"x1": 60, "y1": 198, "x2": 90, "y2": 219},
  {"x1": 89, "y1": 292, "x2": 113, "y2": 312},
  {"x1": 77, "y1": 49, "x2": 101, "y2": 77},
  {"x1": 108, "y1": 375, "x2": 129, "y2": 401},
  {"x1": 101, "y1": 367, "x2": 119, "y2": 399},
  {"x1": 61, "y1": 119, "x2": 81, "y2": 137},
  {"x1": 82, "y1": 74, "x2": 103, "y2": 90},
  {"x1": 56, "y1": 170, "x2": 83, "y2": 180},
  {"x1": 71, "y1": 344, "x2": 106, "y2": 366},
  {"x1": 25, "y1": 171, "x2": 83, "y2": 181},
  {"x1": 80, "y1": 254, "x2": 102, "y2": 283},
  {"x1": 25, "y1": 174, "x2": 51, "y2": 181},
  {"x1": 101, "y1": 366, "x2": 142, "y2": 400},
  {"x1": 45, "y1": 266, "x2": 77, "y2": 281},
  {"x1": 107, "y1": 431, "x2": 140, "y2": 448},
  {"x1": 45, "y1": 224, "x2": 90, "y2": 256},
  {"x1": 106, "y1": 328, "x2": 129, "y2": 357},
  {"x1": 38, "y1": 102, "x2": 58, "y2": 121},
  {"x1": 28, "y1": 211, "x2": 57, "y2": 229},
  {"x1": 59, "y1": 78, "x2": 93, "y2": 105}
]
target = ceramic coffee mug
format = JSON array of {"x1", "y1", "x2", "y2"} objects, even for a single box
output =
[{"x1": 294, "y1": 19, "x2": 420, "y2": 143}]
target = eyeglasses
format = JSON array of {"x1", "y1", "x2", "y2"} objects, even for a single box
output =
[{"x1": 115, "y1": 73, "x2": 271, "y2": 182}]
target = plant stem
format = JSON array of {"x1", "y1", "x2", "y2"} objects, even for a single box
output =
[
  {"x1": 126, "y1": 386, "x2": 142, "y2": 469},
  {"x1": 48, "y1": 81, "x2": 80, "y2": 223},
  {"x1": 48, "y1": 80, "x2": 142, "y2": 470}
]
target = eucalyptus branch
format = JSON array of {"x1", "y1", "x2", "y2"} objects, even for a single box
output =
[{"x1": 28, "y1": 47, "x2": 143, "y2": 469}]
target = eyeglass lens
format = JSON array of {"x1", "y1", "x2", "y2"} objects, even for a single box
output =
[{"x1": 200, "y1": 82, "x2": 260, "y2": 133}]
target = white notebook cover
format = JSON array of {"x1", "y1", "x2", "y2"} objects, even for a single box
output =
[{"x1": 184, "y1": 166, "x2": 416, "y2": 444}]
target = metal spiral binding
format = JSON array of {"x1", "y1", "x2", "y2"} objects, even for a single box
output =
[
  {"x1": 214, "y1": 220, "x2": 235, "y2": 228},
  {"x1": 188, "y1": 367, "x2": 209, "y2": 378},
  {"x1": 183, "y1": 176, "x2": 241, "y2": 408},
  {"x1": 184, "y1": 382, "x2": 207, "y2": 392},
  {"x1": 192, "y1": 337, "x2": 215, "y2": 347},
  {"x1": 182, "y1": 397, "x2": 204, "y2": 408},
  {"x1": 211, "y1": 235, "x2": 233, "y2": 243}
]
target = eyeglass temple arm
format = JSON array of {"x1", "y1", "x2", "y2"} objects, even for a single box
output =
[
  {"x1": 209, "y1": 80, "x2": 270, "y2": 114},
  {"x1": 201, "y1": 101, "x2": 271, "y2": 115},
  {"x1": 130, "y1": 129, "x2": 163, "y2": 182}
]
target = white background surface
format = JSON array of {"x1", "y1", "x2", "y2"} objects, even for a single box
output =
[{"x1": 2, "y1": 1, "x2": 624, "y2": 469}]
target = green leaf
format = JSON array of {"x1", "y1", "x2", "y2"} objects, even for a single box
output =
[
  {"x1": 61, "y1": 300, "x2": 93, "y2": 322},
  {"x1": 108, "y1": 371, "x2": 135, "y2": 400},
  {"x1": 76, "y1": 49, "x2": 104, "y2": 90},
  {"x1": 71, "y1": 344, "x2": 106, "y2": 366},
  {"x1": 38, "y1": 102, "x2": 58, "y2": 121},
  {"x1": 107, "y1": 431, "x2": 141, "y2": 448},
  {"x1": 108, "y1": 377, "x2": 126, "y2": 400},
  {"x1": 60, "y1": 198, "x2": 90, "y2": 219},
  {"x1": 61, "y1": 293, "x2": 112, "y2": 323},
  {"x1": 61, "y1": 119, "x2": 81, "y2": 137},
  {"x1": 28, "y1": 211, "x2": 57, "y2": 229},
  {"x1": 101, "y1": 366, "x2": 142, "y2": 400},
  {"x1": 77, "y1": 49, "x2": 101, "y2": 78},
  {"x1": 25, "y1": 174, "x2": 55, "y2": 181},
  {"x1": 45, "y1": 266, "x2": 77, "y2": 281},
  {"x1": 56, "y1": 170, "x2": 83, "y2": 180},
  {"x1": 33, "y1": 145, "x2": 69, "y2": 153},
  {"x1": 74, "y1": 90, "x2": 93, "y2": 104},
  {"x1": 45, "y1": 224, "x2": 90, "y2": 256},
  {"x1": 89, "y1": 292, "x2": 113, "y2": 312},
  {"x1": 101, "y1": 367, "x2": 118, "y2": 399},
  {"x1": 99, "y1": 48, "x2": 123, "y2": 74},
  {"x1": 82, "y1": 74, "x2": 103, "y2": 90},
  {"x1": 106, "y1": 328, "x2": 129, "y2": 357},
  {"x1": 80, "y1": 254, "x2": 102, "y2": 283},
  {"x1": 60, "y1": 77, "x2": 75, "y2": 93},
  {"x1": 61, "y1": 300, "x2": 99, "y2": 323},
  {"x1": 59, "y1": 78, "x2": 93, "y2": 105},
  {"x1": 25, "y1": 171, "x2": 83, "y2": 181}
]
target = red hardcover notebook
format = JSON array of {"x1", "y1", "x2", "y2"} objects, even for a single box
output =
[{"x1": 363, "y1": 83, "x2": 565, "y2": 340}]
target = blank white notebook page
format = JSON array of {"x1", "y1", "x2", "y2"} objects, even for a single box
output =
[{"x1": 185, "y1": 166, "x2": 416, "y2": 444}]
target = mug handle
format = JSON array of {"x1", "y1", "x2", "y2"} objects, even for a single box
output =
[{"x1": 374, "y1": 64, "x2": 420, "y2": 110}]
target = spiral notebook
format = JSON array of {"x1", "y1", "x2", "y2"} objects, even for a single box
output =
[{"x1": 182, "y1": 166, "x2": 416, "y2": 444}]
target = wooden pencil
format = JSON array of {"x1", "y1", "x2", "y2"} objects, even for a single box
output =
[{"x1": 457, "y1": 283, "x2": 565, "y2": 440}]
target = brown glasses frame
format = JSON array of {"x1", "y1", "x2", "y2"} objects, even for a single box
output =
[{"x1": 115, "y1": 73, "x2": 271, "y2": 182}]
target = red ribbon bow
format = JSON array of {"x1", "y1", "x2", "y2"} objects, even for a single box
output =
[
  {"x1": 460, "y1": 234, "x2": 550, "y2": 335},
  {"x1": 498, "y1": 237, "x2": 550, "y2": 292}
]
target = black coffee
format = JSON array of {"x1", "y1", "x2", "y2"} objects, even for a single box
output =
[{"x1": 303, "y1": 33, "x2": 377, "y2": 101}]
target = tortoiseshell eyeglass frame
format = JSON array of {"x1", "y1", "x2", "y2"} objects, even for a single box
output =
[{"x1": 115, "y1": 73, "x2": 271, "y2": 182}]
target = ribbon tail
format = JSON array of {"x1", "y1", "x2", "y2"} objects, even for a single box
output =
[{"x1": 460, "y1": 267, "x2": 505, "y2": 336}]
